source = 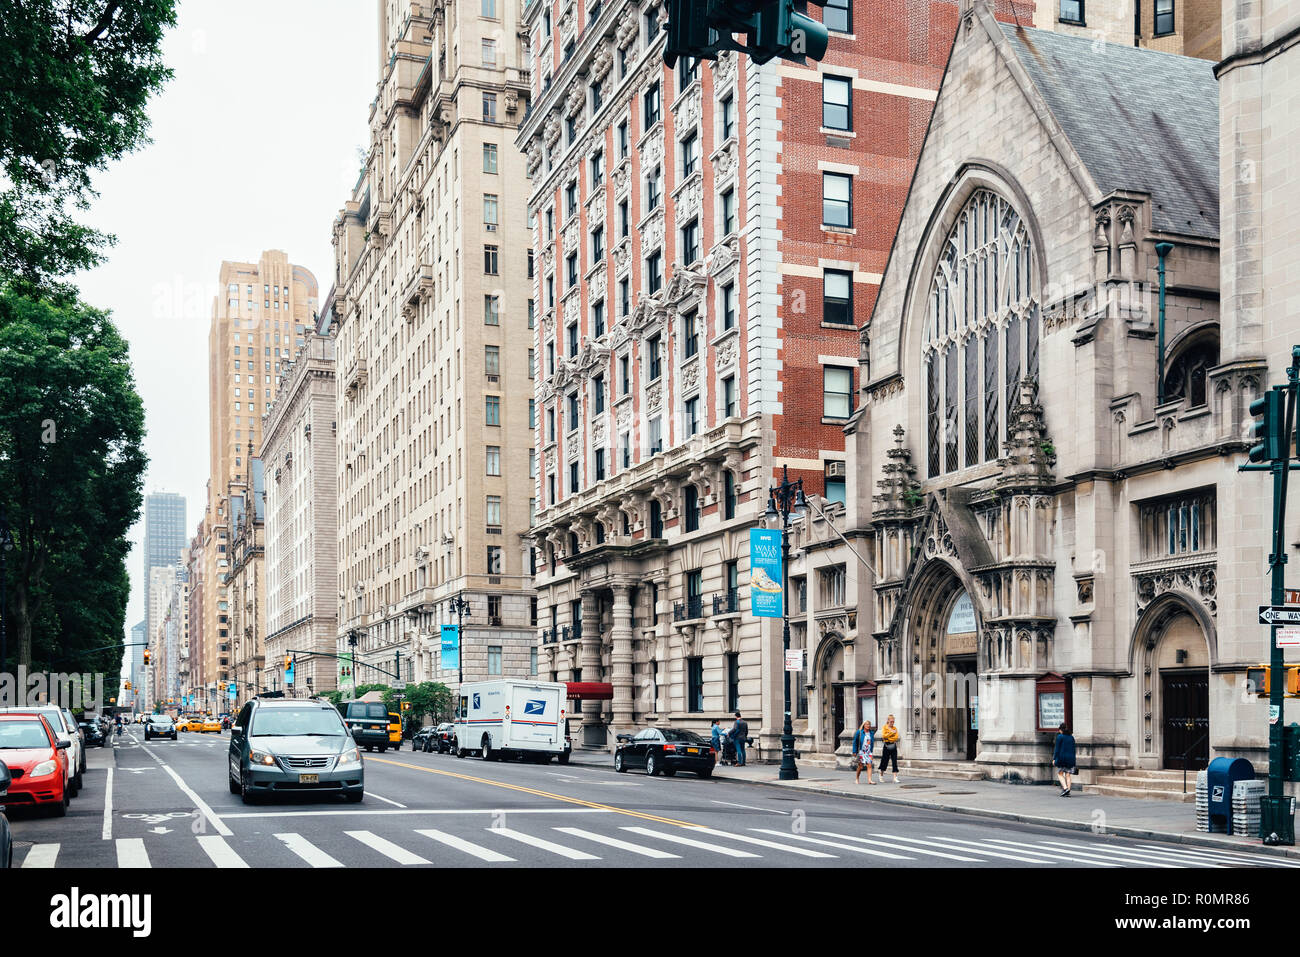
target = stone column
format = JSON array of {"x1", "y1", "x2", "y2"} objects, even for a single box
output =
[
  {"x1": 610, "y1": 584, "x2": 634, "y2": 736},
  {"x1": 580, "y1": 591, "x2": 604, "y2": 748}
]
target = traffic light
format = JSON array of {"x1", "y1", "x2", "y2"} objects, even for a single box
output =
[
  {"x1": 283, "y1": 655, "x2": 292, "y2": 670},
  {"x1": 1247, "y1": 665, "x2": 1300, "y2": 697},
  {"x1": 401, "y1": 701, "x2": 411, "y2": 712},
  {"x1": 124, "y1": 681, "x2": 132, "y2": 691},
  {"x1": 143, "y1": 649, "x2": 151, "y2": 666},
  {"x1": 1249, "y1": 389, "x2": 1286, "y2": 463},
  {"x1": 663, "y1": 0, "x2": 829, "y2": 68},
  {"x1": 664, "y1": 0, "x2": 715, "y2": 68}
]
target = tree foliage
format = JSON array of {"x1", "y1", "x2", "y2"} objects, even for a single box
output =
[{"x1": 0, "y1": 0, "x2": 177, "y2": 292}]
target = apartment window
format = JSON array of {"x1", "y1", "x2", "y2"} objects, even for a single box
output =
[
  {"x1": 567, "y1": 321, "x2": 578, "y2": 357},
  {"x1": 567, "y1": 392, "x2": 579, "y2": 432},
  {"x1": 484, "y1": 294, "x2": 500, "y2": 325},
  {"x1": 530, "y1": 647, "x2": 538, "y2": 676},
  {"x1": 646, "y1": 251, "x2": 663, "y2": 295},
  {"x1": 619, "y1": 277, "x2": 631, "y2": 317},
  {"x1": 619, "y1": 199, "x2": 630, "y2": 238},
  {"x1": 595, "y1": 447, "x2": 606, "y2": 481},
  {"x1": 646, "y1": 165, "x2": 662, "y2": 211},
  {"x1": 720, "y1": 94, "x2": 736, "y2": 140},
  {"x1": 825, "y1": 461, "x2": 847, "y2": 505},
  {"x1": 529, "y1": 397, "x2": 536, "y2": 427},
  {"x1": 485, "y1": 395, "x2": 501, "y2": 426},
  {"x1": 484, "y1": 644, "x2": 501, "y2": 675},
  {"x1": 681, "y1": 218, "x2": 700, "y2": 265},
  {"x1": 824, "y1": 269, "x2": 853, "y2": 324},
  {"x1": 590, "y1": 149, "x2": 604, "y2": 185},
  {"x1": 486, "y1": 495, "x2": 502, "y2": 526},
  {"x1": 546, "y1": 341, "x2": 555, "y2": 376},
  {"x1": 527, "y1": 249, "x2": 535, "y2": 279},
  {"x1": 723, "y1": 469, "x2": 737, "y2": 519},
  {"x1": 592, "y1": 225, "x2": 605, "y2": 262},
  {"x1": 590, "y1": 81, "x2": 603, "y2": 113},
  {"x1": 487, "y1": 546, "x2": 503, "y2": 576},
  {"x1": 528, "y1": 299, "x2": 535, "y2": 328},
  {"x1": 643, "y1": 81, "x2": 661, "y2": 129},
  {"x1": 529, "y1": 448, "x2": 537, "y2": 477},
  {"x1": 594, "y1": 374, "x2": 606, "y2": 413},
  {"x1": 548, "y1": 474, "x2": 557, "y2": 504},
  {"x1": 648, "y1": 417, "x2": 663, "y2": 456},
  {"x1": 545, "y1": 208, "x2": 554, "y2": 240},
  {"x1": 823, "y1": 173, "x2": 852, "y2": 227},
  {"x1": 726, "y1": 653, "x2": 740, "y2": 713},
  {"x1": 567, "y1": 252, "x2": 578, "y2": 288},
  {"x1": 621, "y1": 431, "x2": 631, "y2": 468},
  {"x1": 620, "y1": 355, "x2": 630, "y2": 395},
  {"x1": 483, "y1": 92, "x2": 497, "y2": 121},
  {"x1": 484, "y1": 244, "x2": 499, "y2": 274},
  {"x1": 819, "y1": 564, "x2": 847, "y2": 607},
  {"x1": 1154, "y1": 0, "x2": 1173, "y2": 34},
  {"x1": 617, "y1": 120, "x2": 629, "y2": 159},
  {"x1": 569, "y1": 460, "x2": 580, "y2": 494},
  {"x1": 684, "y1": 396, "x2": 699, "y2": 437},
  {"x1": 593, "y1": 299, "x2": 606, "y2": 339},
  {"x1": 682, "y1": 309, "x2": 699, "y2": 358},
  {"x1": 823, "y1": 76, "x2": 851, "y2": 130},
  {"x1": 547, "y1": 406, "x2": 556, "y2": 442},
  {"x1": 721, "y1": 188, "x2": 736, "y2": 235},
  {"x1": 482, "y1": 38, "x2": 497, "y2": 67},
  {"x1": 681, "y1": 132, "x2": 699, "y2": 178},
  {"x1": 677, "y1": 55, "x2": 698, "y2": 90},
  {"x1": 824, "y1": 366, "x2": 853, "y2": 418},
  {"x1": 528, "y1": 349, "x2": 536, "y2": 380},
  {"x1": 546, "y1": 275, "x2": 554, "y2": 307},
  {"x1": 723, "y1": 375, "x2": 737, "y2": 418},
  {"x1": 565, "y1": 180, "x2": 578, "y2": 216},
  {"x1": 648, "y1": 334, "x2": 662, "y2": 380},
  {"x1": 482, "y1": 0, "x2": 496, "y2": 16},
  {"x1": 486, "y1": 446, "x2": 501, "y2": 475},
  {"x1": 483, "y1": 194, "x2": 499, "y2": 228},
  {"x1": 482, "y1": 142, "x2": 499, "y2": 174},
  {"x1": 824, "y1": 0, "x2": 851, "y2": 32},
  {"x1": 1059, "y1": 0, "x2": 1084, "y2": 22},
  {"x1": 485, "y1": 345, "x2": 500, "y2": 374}
]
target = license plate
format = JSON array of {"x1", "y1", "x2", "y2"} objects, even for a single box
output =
[
  {"x1": 299, "y1": 773, "x2": 319, "y2": 784},
  {"x1": 687, "y1": 747, "x2": 699, "y2": 754}
]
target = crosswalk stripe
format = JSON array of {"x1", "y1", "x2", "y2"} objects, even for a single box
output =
[
  {"x1": 197, "y1": 835, "x2": 249, "y2": 868},
  {"x1": 415, "y1": 828, "x2": 516, "y2": 862},
  {"x1": 489, "y1": 827, "x2": 601, "y2": 860},
  {"x1": 554, "y1": 827, "x2": 680, "y2": 859},
  {"x1": 685, "y1": 826, "x2": 835, "y2": 858},
  {"x1": 983, "y1": 837, "x2": 1176, "y2": 868},
  {"x1": 22, "y1": 844, "x2": 59, "y2": 868},
  {"x1": 895, "y1": 834, "x2": 1120, "y2": 866},
  {"x1": 752, "y1": 829, "x2": 919, "y2": 861},
  {"x1": 621, "y1": 826, "x2": 759, "y2": 858},
  {"x1": 116, "y1": 838, "x2": 150, "y2": 868},
  {"x1": 1133, "y1": 843, "x2": 1300, "y2": 868},
  {"x1": 866, "y1": 833, "x2": 1085, "y2": 865},
  {"x1": 274, "y1": 832, "x2": 344, "y2": 868},
  {"x1": 1033, "y1": 839, "x2": 1198, "y2": 868},
  {"x1": 345, "y1": 830, "x2": 431, "y2": 865},
  {"x1": 794, "y1": 830, "x2": 977, "y2": 862}
]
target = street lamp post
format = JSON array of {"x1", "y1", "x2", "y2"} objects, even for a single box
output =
[
  {"x1": 765, "y1": 465, "x2": 808, "y2": 782},
  {"x1": 449, "y1": 594, "x2": 470, "y2": 714}
]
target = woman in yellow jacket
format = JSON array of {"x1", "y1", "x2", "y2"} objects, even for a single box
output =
[{"x1": 878, "y1": 715, "x2": 901, "y2": 783}]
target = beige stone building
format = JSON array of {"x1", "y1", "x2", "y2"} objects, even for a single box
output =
[
  {"x1": 1031, "y1": 0, "x2": 1221, "y2": 59},
  {"x1": 330, "y1": 1, "x2": 538, "y2": 696},
  {"x1": 199, "y1": 252, "x2": 318, "y2": 709},
  {"x1": 261, "y1": 306, "x2": 340, "y2": 698},
  {"x1": 226, "y1": 459, "x2": 266, "y2": 702}
]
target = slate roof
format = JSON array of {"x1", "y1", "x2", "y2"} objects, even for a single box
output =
[{"x1": 1001, "y1": 23, "x2": 1219, "y2": 240}]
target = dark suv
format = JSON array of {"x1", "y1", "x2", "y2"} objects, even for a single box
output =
[
  {"x1": 339, "y1": 700, "x2": 392, "y2": 752},
  {"x1": 228, "y1": 698, "x2": 364, "y2": 804}
]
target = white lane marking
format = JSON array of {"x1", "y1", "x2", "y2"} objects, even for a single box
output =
[
  {"x1": 274, "y1": 832, "x2": 344, "y2": 868},
  {"x1": 813, "y1": 831, "x2": 985, "y2": 863},
  {"x1": 868, "y1": 833, "x2": 1090, "y2": 866},
  {"x1": 139, "y1": 742, "x2": 232, "y2": 837},
  {"x1": 941, "y1": 837, "x2": 1123, "y2": 866},
  {"x1": 116, "y1": 838, "x2": 150, "y2": 868},
  {"x1": 416, "y1": 828, "x2": 516, "y2": 862},
  {"x1": 1044, "y1": 839, "x2": 1229, "y2": 868},
  {"x1": 346, "y1": 830, "x2": 431, "y2": 865},
  {"x1": 222, "y1": 807, "x2": 614, "y2": 819},
  {"x1": 981, "y1": 837, "x2": 1149, "y2": 867},
  {"x1": 752, "y1": 829, "x2": 916, "y2": 861},
  {"x1": 554, "y1": 826, "x2": 681, "y2": 859},
  {"x1": 22, "y1": 844, "x2": 59, "y2": 868},
  {"x1": 366, "y1": 792, "x2": 407, "y2": 808},
  {"x1": 197, "y1": 835, "x2": 249, "y2": 868},
  {"x1": 101, "y1": 766, "x2": 114, "y2": 840},
  {"x1": 711, "y1": 799, "x2": 781, "y2": 813},
  {"x1": 687, "y1": 825, "x2": 835, "y2": 858},
  {"x1": 489, "y1": 827, "x2": 601, "y2": 860},
  {"x1": 1132, "y1": 843, "x2": 1300, "y2": 868},
  {"x1": 621, "y1": 826, "x2": 759, "y2": 858},
  {"x1": 1031, "y1": 839, "x2": 1188, "y2": 868}
]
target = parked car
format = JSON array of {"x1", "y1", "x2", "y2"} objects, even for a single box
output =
[
  {"x1": 434, "y1": 722, "x2": 457, "y2": 753},
  {"x1": 77, "y1": 716, "x2": 106, "y2": 748},
  {"x1": 614, "y1": 727, "x2": 716, "y2": 778},
  {"x1": 0, "y1": 706, "x2": 82, "y2": 797},
  {"x1": 0, "y1": 762, "x2": 12, "y2": 867},
  {"x1": 411, "y1": 725, "x2": 440, "y2": 752},
  {"x1": 143, "y1": 713, "x2": 178, "y2": 741},
  {"x1": 0, "y1": 713, "x2": 71, "y2": 816},
  {"x1": 229, "y1": 698, "x2": 363, "y2": 804}
]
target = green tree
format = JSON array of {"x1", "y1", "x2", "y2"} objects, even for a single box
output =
[
  {"x1": 0, "y1": 0, "x2": 177, "y2": 292},
  {"x1": 0, "y1": 286, "x2": 146, "y2": 671},
  {"x1": 384, "y1": 682, "x2": 452, "y2": 728}
]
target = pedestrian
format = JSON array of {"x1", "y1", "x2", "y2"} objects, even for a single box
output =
[
  {"x1": 878, "y1": 714, "x2": 901, "y2": 783},
  {"x1": 1053, "y1": 722, "x2": 1076, "y2": 797},
  {"x1": 710, "y1": 718, "x2": 723, "y2": 760},
  {"x1": 852, "y1": 720, "x2": 875, "y2": 784},
  {"x1": 731, "y1": 712, "x2": 749, "y2": 767}
]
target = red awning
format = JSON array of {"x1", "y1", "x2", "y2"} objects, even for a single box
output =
[{"x1": 566, "y1": 681, "x2": 614, "y2": 701}]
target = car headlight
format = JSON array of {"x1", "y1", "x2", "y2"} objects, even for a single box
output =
[
  {"x1": 31, "y1": 760, "x2": 57, "y2": 778},
  {"x1": 336, "y1": 747, "x2": 362, "y2": 767},
  {"x1": 248, "y1": 749, "x2": 277, "y2": 766}
]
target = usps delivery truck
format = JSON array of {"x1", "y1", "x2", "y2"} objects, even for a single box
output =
[{"x1": 453, "y1": 679, "x2": 568, "y2": 762}]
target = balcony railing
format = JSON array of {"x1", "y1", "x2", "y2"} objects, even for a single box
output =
[
  {"x1": 673, "y1": 596, "x2": 704, "y2": 622},
  {"x1": 712, "y1": 589, "x2": 740, "y2": 615}
]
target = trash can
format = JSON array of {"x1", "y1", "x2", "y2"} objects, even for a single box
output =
[
  {"x1": 1260, "y1": 795, "x2": 1297, "y2": 846},
  {"x1": 1205, "y1": 756, "x2": 1255, "y2": 834},
  {"x1": 1284, "y1": 723, "x2": 1300, "y2": 783}
]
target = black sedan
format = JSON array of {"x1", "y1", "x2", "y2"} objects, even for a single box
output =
[
  {"x1": 143, "y1": 714, "x2": 177, "y2": 741},
  {"x1": 77, "y1": 719, "x2": 106, "y2": 748},
  {"x1": 412, "y1": 725, "x2": 440, "y2": 752},
  {"x1": 615, "y1": 727, "x2": 715, "y2": 778}
]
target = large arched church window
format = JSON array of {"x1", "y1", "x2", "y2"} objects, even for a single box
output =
[
  {"x1": 1165, "y1": 330, "x2": 1219, "y2": 409},
  {"x1": 924, "y1": 189, "x2": 1041, "y2": 477}
]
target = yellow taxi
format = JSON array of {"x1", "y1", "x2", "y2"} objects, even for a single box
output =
[{"x1": 175, "y1": 714, "x2": 203, "y2": 732}]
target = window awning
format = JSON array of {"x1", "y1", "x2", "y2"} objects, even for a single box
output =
[{"x1": 566, "y1": 681, "x2": 614, "y2": 701}]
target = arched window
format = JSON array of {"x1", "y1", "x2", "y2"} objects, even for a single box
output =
[
  {"x1": 1165, "y1": 331, "x2": 1219, "y2": 409},
  {"x1": 924, "y1": 189, "x2": 1041, "y2": 477}
]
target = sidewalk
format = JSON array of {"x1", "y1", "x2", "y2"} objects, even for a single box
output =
[{"x1": 563, "y1": 751, "x2": 1300, "y2": 860}]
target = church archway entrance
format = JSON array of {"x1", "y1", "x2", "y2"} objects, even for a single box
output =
[{"x1": 906, "y1": 562, "x2": 984, "y2": 761}]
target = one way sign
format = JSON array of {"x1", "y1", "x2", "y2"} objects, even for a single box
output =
[{"x1": 1259, "y1": 605, "x2": 1300, "y2": 625}]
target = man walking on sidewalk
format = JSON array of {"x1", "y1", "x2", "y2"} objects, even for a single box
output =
[{"x1": 730, "y1": 712, "x2": 749, "y2": 767}]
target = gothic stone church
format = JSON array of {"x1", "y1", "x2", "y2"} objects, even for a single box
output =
[{"x1": 842, "y1": 2, "x2": 1266, "y2": 783}]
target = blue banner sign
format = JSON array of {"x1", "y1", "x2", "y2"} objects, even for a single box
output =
[
  {"x1": 441, "y1": 624, "x2": 460, "y2": 671},
  {"x1": 749, "y1": 528, "x2": 784, "y2": 618}
]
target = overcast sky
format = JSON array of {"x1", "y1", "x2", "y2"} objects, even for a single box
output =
[{"x1": 72, "y1": 1, "x2": 379, "y2": 636}]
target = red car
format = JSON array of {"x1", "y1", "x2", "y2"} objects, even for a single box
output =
[{"x1": 0, "y1": 713, "x2": 71, "y2": 816}]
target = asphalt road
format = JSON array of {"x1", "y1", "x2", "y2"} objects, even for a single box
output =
[{"x1": 7, "y1": 727, "x2": 1297, "y2": 869}]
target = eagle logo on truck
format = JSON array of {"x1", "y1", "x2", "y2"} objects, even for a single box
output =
[
  {"x1": 473, "y1": 694, "x2": 480, "y2": 709},
  {"x1": 524, "y1": 699, "x2": 546, "y2": 715}
]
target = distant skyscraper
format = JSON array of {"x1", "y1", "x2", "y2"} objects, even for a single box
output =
[
  {"x1": 128, "y1": 620, "x2": 146, "y2": 709},
  {"x1": 142, "y1": 492, "x2": 187, "y2": 648}
]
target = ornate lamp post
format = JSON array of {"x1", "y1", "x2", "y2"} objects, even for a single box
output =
[
  {"x1": 448, "y1": 594, "x2": 471, "y2": 716},
  {"x1": 765, "y1": 465, "x2": 807, "y2": 781}
]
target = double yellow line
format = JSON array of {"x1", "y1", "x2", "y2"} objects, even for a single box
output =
[{"x1": 370, "y1": 757, "x2": 701, "y2": 829}]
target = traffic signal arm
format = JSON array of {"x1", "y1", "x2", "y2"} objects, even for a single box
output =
[{"x1": 1249, "y1": 390, "x2": 1286, "y2": 463}]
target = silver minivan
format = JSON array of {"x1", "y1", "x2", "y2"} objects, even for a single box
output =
[{"x1": 228, "y1": 698, "x2": 363, "y2": 804}]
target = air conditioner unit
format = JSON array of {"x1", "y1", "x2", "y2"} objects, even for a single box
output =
[
  {"x1": 485, "y1": 223, "x2": 497, "y2": 231},
  {"x1": 486, "y1": 374, "x2": 500, "y2": 384},
  {"x1": 825, "y1": 461, "x2": 847, "y2": 478}
]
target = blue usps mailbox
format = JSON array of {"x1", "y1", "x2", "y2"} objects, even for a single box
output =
[{"x1": 1206, "y1": 756, "x2": 1254, "y2": 834}]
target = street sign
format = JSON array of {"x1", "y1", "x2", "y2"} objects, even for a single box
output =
[
  {"x1": 1259, "y1": 605, "x2": 1300, "y2": 625},
  {"x1": 784, "y1": 649, "x2": 803, "y2": 672},
  {"x1": 1287, "y1": 589, "x2": 1300, "y2": 604},
  {"x1": 392, "y1": 680, "x2": 406, "y2": 690},
  {"x1": 1279, "y1": 627, "x2": 1300, "y2": 648}
]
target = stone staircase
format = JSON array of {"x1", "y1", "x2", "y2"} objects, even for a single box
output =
[
  {"x1": 895, "y1": 758, "x2": 985, "y2": 781},
  {"x1": 1088, "y1": 768, "x2": 1199, "y2": 803}
]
